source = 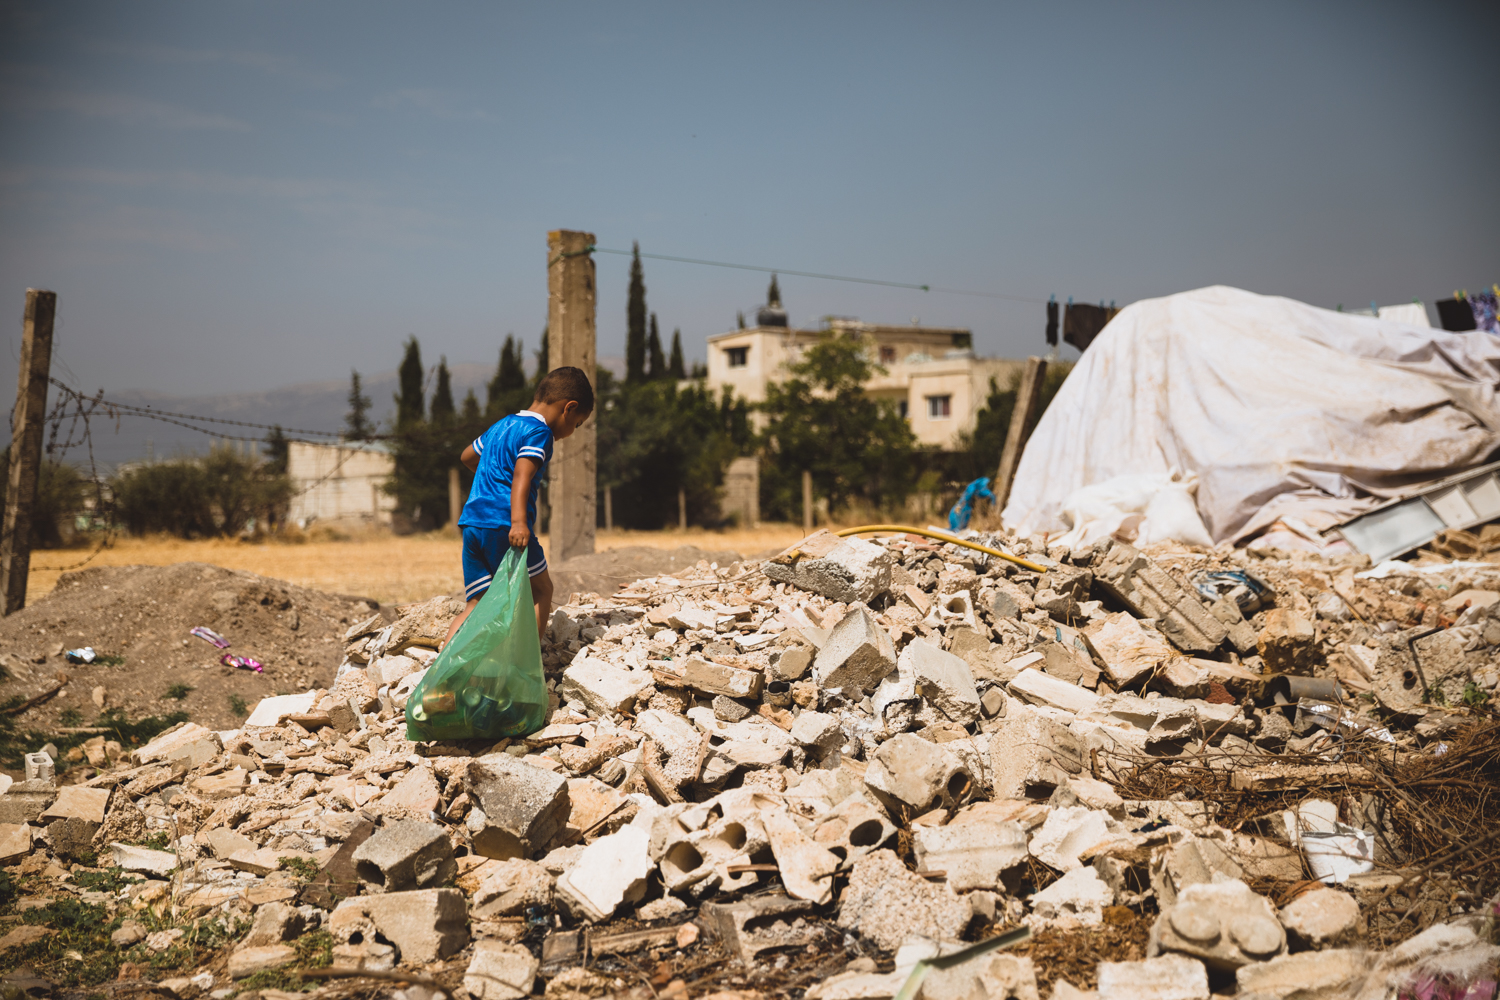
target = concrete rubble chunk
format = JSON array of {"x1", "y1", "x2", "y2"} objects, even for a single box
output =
[
  {"x1": 1028, "y1": 805, "x2": 1112, "y2": 872},
  {"x1": 896, "y1": 639, "x2": 981, "y2": 724},
  {"x1": 40, "y1": 785, "x2": 110, "y2": 825},
  {"x1": 554, "y1": 824, "x2": 654, "y2": 922},
  {"x1": 329, "y1": 887, "x2": 469, "y2": 964},
  {"x1": 1233, "y1": 948, "x2": 1361, "y2": 998},
  {"x1": 472, "y1": 858, "x2": 553, "y2": 917},
  {"x1": 1096, "y1": 954, "x2": 1209, "y2": 1000},
  {"x1": 559, "y1": 656, "x2": 653, "y2": 716},
  {"x1": 228, "y1": 944, "x2": 297, "y2": 979},
  {"x1": 701, "y1": 895, "x2": 817, "y2": 962},
  {"x1": 814, "y1": 606, "x2": 897, "y2": 694},
  {"x1": 1030, "y1": 866, "x2": 1115, "y2": 927},
  {"x1": 764, "y1": 531, "x2": 893, "y2": 604},
  {"x1": 465, "y1": 755, "x2": 571, "y2": 860},
  {"x1": 245, "y1": 692, "x2": 317, "y2": 727},
  {"x1": 1256, "y1": 608, "x2": 1317, "y2": 673},
  {"x1": 790, "y1": 710, "x2": 844, "y2": 753},
  {"x1": 24, "y1": 752, "x2": 55, "y2": 782},
  {"x1": 837, "y1": 848, "x2": 972, "y2": 952},
  {"x1": 758, "y1": 796, "x2": 839, "y2": 904},
  {"x1": 1150, "y1": 879, "x2": 1285, "y2": 971},
  {"x1": 110, "y1": 842, "x2": 179, "y2": 876},
  {"x1": 1085, "y1": 613, "x2": 1170, "y2": 688},
  {"x1": 989, "y1": 702, "x2": 1085, "y2": 799},
  {"x1": 679, "y1": 657, "x2": 763, "y2": 699},
  {"x1": 1278, "y1": 886, "x2": 1360, "y2": 949},
  {"x1": 352, "y1": 820, "x2": 457, "y2": 892},
  {"x1": 911, "y1": 815, "x2": 1028, "y2": 890},
  {"x1": 1092, "y1": 542, "x2": 1227, "y2": 653},
  {"x1": 1009, "y1": 668, "x2": 1100, "y2": 715},
  {"x1": 0, "y1": 824, "x2": 32, "y2": 865},
  {"x1": 864, "y1": 732, "x2": 973, "y2": 815},
  {"x1": 130, "y1": 722, "x2": 223, "y2": 767},
  {"x1": 464, "y1": 940, "x2": 540, "y2": 1000},
  {"x1": 242, "y1": 901, "x2": 305, "y2": 947}
]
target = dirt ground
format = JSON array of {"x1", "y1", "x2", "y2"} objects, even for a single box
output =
[{"x1": 23, "y1": 524, "x2": 809, "y2": 607}]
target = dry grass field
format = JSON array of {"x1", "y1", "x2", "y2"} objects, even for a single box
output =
[{"x1": 23, "y1": 523, "x2": 810, "y2": 607}]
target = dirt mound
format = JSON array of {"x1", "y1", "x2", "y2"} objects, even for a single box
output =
[{"x1": 0, "y1": 562, "x2": 378, "y2": 743}]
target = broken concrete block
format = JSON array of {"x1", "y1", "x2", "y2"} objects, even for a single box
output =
[
  {"x1": 759, "y1": 798, "x2": 839, "y2": 904},
  {"x1": 329, "y1": 888, "x2": 469, "y2": 964},
  {"x1": 668, "y1": 605, "x2": 718, "y2": 631},
  {"x1": 40, "y1": 785, "x2": 110, "y2": 825},
  {"x1": 386, "y1": 595, "x2": 463, "y2": 653},
  {"x1": 1256, "y1": 609, "x2": 1317, "y2": 673},
  {"x1": 228, "y1": 944, "x2": 297, "y2": 979},
  {"x1": 790, "y1": 710, "x2": 843, "y2": 753},
  {"x1": 465, "y1": 940, "x2": 539, "y2": 1000},
  {"x1": 1155, "y1": 656, "x2": 1261, "y2": 699},
  {"x1": 988, "y1": 702, "x2": 1085, "y2": 799},
  {"x1": 352, "y1": 820, "x2": 457, "y2": 892},
  {"x1": 864, "y1": 733, "x2": 972, "y2": 815},
  {"x1": 1028, "y1": 805, "x2": 1111, "y2": 872},
  {"x1": 245, "y1": 692, "x2": 316, "y2": 728},
  {"x1": 701, "y1": 895, "x2": 817, "y2": 962},
  {"x1": 204, "y1": 826, "x2": 256, "y2": 860},
  {"x1": 837, "y1": 848, "x2": 971, "y2": 951},
  {"x1": 813, "y1": 607, "x2": 897, "y2": 694},
  {"x1": 1233, "y1": 949, "x2": 1360, "y2": 999},
  {"x1": 810, "y1": 796, "x2": 896, "y2": 869},
  {"x1": 0, "y1": 824, "x2": 31, "y2": 865},
  {"x1": 554, "y1": 824, "x2": 653, "y2": 922},
  {"x1": 130, "y1": 722, "x2": 223, "y2": 767},
  {"x1": 1092, "y1": 542, "x2": 1227, "y2": 654},
  {"x1": 110, "y1": 842, "x2": 179, "y2": 877},
  {"x1": 764, "y1": 531, "x2": 893, "y2": 604},
  {"x1": 911, "y1": 815, "x2": 1028, "y2": 890},
  {"x1": 898, "y1": 639, "x2": 981, "y2": 724},
  {"x1": 379, "y1": 765, "x2": 442, "y2": 814},
  {"x1": 559, "y1": 656, "x2": 653, "y2": 716},
  {"x1": 680, "y1": 657, "x2": 763, "y2": 700},
  {"x1": 991, "y1": 579, "x2": 1035, "y2": 620},
  {"x1": 1030, "y1": 865, "x2": 1115, "y2": 927},
  {"x1": 1085, "y1": 613, "x2": 1169, "y2": 688},
  {"x1": 465, "y1": 755, "x2": 571, "y2": 860},
  {"x1": 241, "y1": 901, "x2": 305, "y2": 947},
  {"x1": 0, "y1": 780, "x2": 56, "y2": 825},
  {"x1": 23, "y1": 752, "x2": 54, "y2": 782},
  {"x1": 1008, "y1": 668, "x2": 1099, "y2": 715},
  {"x1": 1040, "y1": 636, "x2": 1101, "y2": 688},
  {"x1": 1278, "y1": 887, "x2": 1359, "y2": 949},
  {"x1": 1150, "y1": 879, "x2": 1285, "y2": 972},
  {"x1": 771, "y1": 646, "x2": 812, "y2": 681},
  {"x1": 472, "y1": 858, "x2": 553, "y2": 917},
  {"x1": 1097, "y1": 955, "x2": 1208, "y2": 1000}
]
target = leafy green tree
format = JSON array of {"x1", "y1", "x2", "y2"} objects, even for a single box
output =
[
  {"x1": 668, "y1": 329, "x2": 686, "y2": 379},
  {"x1": 387, "y1": 337, "x2": 446, "y2": 527},
  {"x1": 461, "y1": 388, "x2": 481, "y2": 426},
  {"x1": 626, "y1": 243, "x2": 647, "y2": 383},
  {"x1": 111, "y1": 447, "x2": 290, "y2": 538},
  {"x1": 0, "y1": 450, "x2": 86, "y2": 547},
  {"x1": 488, "y1": 335, "x2": 531, "y2": 419},
  {"x1": 759, "y1": 334, "x2": 917, "y2": 521},
  {"x1": 345, "y1": 370, "x2": 374, "y2": 441},
  {"x1": 646, "y1": 314, "x2": 666, "y2": 380},
  {"x1": 596, "y1": 376, "x2": 751, "y2": 529},
  {"x1": 953, "y1": 362, "x2": 1074, "y2": 483},
  {"x1": 263, "y1": 426, "x2": 289, "y2": 475}
]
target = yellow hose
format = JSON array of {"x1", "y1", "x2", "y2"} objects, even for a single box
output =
[{"x1": 832, "y1": 524, "x2": 1048, "y2": 573}]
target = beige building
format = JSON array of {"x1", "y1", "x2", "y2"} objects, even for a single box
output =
[
  {"x1": 704, "y1": 310, "x2": 1024, "y2": 449},
  {"x1": 286, "y1": 440, "x2": 397, "y2": 527}
]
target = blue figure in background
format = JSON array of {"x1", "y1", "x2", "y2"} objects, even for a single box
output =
[{"x1": 948, "y1": 477, "x2": 995, "y2": 532}]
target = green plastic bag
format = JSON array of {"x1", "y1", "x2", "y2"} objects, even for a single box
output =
[{"x1": 405, "y1": 547, "x2": 548, "y2": 741}]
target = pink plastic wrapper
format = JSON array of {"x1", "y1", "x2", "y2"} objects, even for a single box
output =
[
  {"x1": 220, "y1": 653, "x2": 263, "y2": 673},
  {"x1": 191, "y1": 626, "x2": 230, "y2": 649}
]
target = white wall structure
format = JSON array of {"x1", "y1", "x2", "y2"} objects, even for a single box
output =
[{"x1": 285, "y1": 440, "x2": 397, "y2": 527}]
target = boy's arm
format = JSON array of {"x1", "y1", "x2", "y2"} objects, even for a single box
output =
[
  {"x1": 461, "y1": 444, "x2": 479, "y2": 471},
  {"x1": 508, "y1": 456, "x2": 543, "y2": 547}
]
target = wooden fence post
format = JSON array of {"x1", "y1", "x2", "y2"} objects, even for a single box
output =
[
  {"x1": 993, "y1": 356, "x2": 1048, "y2": 515},
  {"x1": 802, "y1": 471, "x2": 814, "y2": 534},
  {"x1": 1, "y1": 290, "x2": 56, "y2": 615}
]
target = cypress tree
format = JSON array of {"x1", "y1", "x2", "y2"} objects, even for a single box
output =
[
  {"x1": 626, "y1": 242, "x2": 647, "y2": 382},
  {"x1": 431, "y1": 357, "x2": 455, "y2": 426},
  {"x1": 533, "y1": 325, "x2": 549, "y2": 385},
  {"x1": 668, "y1": 329, "x2": 686, "y2": 379},
  {"x1": 499, "y1": 336, "x2": 525, "y2": 390},
  {"x1": 345, "y1": 370, "x2": 374, "y2": 441},
  {"x1": 646, "y1": 313, "x2": 666, "y2": 380},
  {"x1": 395, "y1": 337, "x2": 425, "y2": 431},
  {"x1": 461, "y1": 388, "x2": 481, "y2": 425},
  {"x1": 736, "y1": 311, "x2": 746, "y2": 329}
]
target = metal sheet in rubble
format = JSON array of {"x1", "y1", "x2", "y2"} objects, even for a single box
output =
[{"x1": 1330, "y1": 459, "x2": 1500, "y2": 562}]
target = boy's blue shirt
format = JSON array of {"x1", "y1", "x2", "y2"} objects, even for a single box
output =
[{"x1": 458, "y1": 411, "x2": 553, "y2": 529}]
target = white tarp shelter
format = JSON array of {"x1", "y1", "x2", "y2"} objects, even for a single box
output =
[{"x1": 1003, "y1": 285, "x2": 1500, "y2": 546}]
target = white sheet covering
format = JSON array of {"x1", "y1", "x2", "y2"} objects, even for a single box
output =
[{"x1": 1003, "y1": 285, "x2": 1500, "y2": 544}]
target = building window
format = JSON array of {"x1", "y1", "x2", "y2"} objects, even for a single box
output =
[
  {"x1": 879, "y1": 346, "x2": 896, "y2": 364},
  {"x1": 725, "y1": 346, "x2": 748, "y2": 368},
  {"x1": 898, "y1": 400, "x2": 909, "y2": 418},
  {"x1": 927, "y1": 395, "x2": 952, "y2": 419}
]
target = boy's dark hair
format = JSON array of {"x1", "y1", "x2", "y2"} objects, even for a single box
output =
[{"x1": 534, "y1": 366, "x2": 595, "y2": 414}]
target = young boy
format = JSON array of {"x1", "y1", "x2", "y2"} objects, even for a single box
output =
[{"x1": 443, "y1": 366, "x2": 594, "y2": 647}]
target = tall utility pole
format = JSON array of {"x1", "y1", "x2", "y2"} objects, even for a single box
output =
[
  {"x1": 547, "y1": 230, "x2": 597, "y2": 563},
  {"x1": 1, "y1": 290, "x2": 57, "y2": 615},
  {"x1": 993, "y1": 356, "x2": 1048, "y2": 515},
  {"x1": 802, "y1": 471, "x2": 814, "y2": 535}
]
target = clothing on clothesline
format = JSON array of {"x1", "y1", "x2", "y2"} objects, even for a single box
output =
[
  {"x1": 1063, "y1": 302, "x2": 1119, "y2": 353},
  {"x1": 1437, "y1": 297, "x2": 1479, "y2": 331},
  {"x1": 1045, "y1": 300, "x2": 1059, "y2": 347}
]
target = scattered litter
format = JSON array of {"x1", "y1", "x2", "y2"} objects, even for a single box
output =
[
  {"x1": 63, "y1": 647, "x2": 96, "y2": 664},
  {"x1": 220, "y1": 653, "x2": 263, "y2": 673},
  {"x1": 190, "y1": 626, "x2": 230, "y2": 648}
]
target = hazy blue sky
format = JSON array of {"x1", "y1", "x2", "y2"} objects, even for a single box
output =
[{"x1": 1, "y1": 1, "x2": 1496, "y2": 402}]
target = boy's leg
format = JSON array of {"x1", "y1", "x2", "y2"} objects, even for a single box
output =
[
  {"x1": 526, "y1": 537, "x2": 553, "y2": 644},
  {"x1": 442, "y1": 597, "x2": 480, "y2": 649},
  {"x1": 446, "y1": 526, "x2": 502, "y2": 650}
]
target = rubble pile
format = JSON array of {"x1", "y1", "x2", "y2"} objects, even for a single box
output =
[{"x1": 2, "y1": 529, "x2": 1499, "y2": 999}]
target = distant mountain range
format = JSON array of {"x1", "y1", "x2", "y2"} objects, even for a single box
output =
[{"x1": 54, "y1": 357, "x2": 627, "y2": 471}]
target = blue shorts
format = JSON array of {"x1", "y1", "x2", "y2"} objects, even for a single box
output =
[{"x1": 461, "y1": 525, "x2": 547, "y2": 602}]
